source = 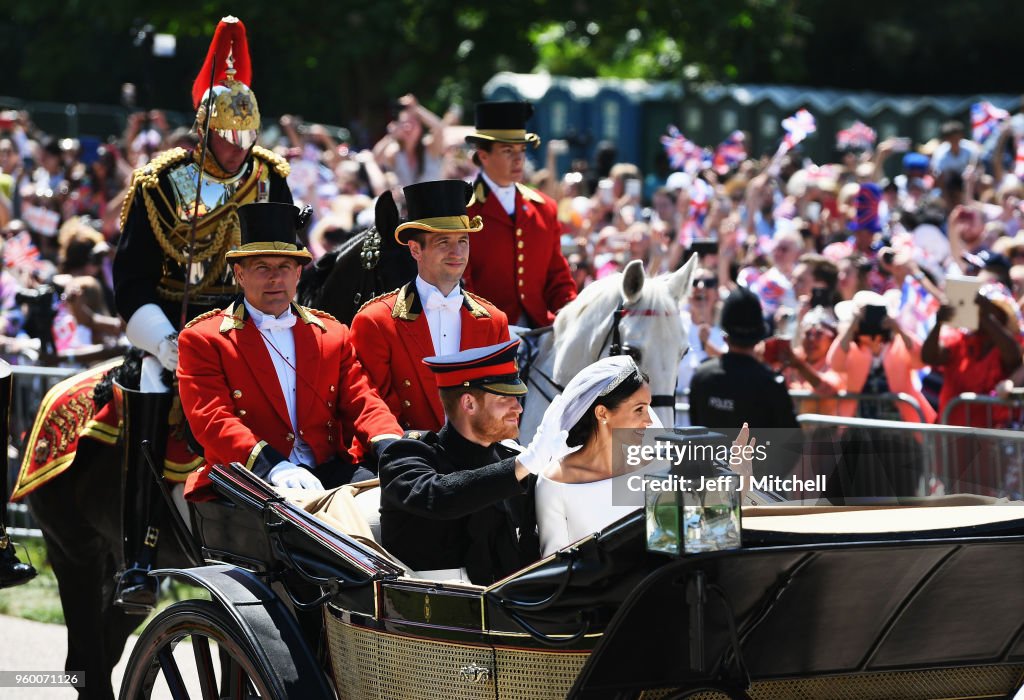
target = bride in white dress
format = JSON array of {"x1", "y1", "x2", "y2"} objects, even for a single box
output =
[{"x1": 533, "y1": 356, "x2": 657, "y2": 557}]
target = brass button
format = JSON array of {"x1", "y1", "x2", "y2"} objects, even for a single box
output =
[
  {"x1": 517, "y1": 266, "x2": 524, "y2": 274},
  {"x1": 518, "y1": 280, "x2": 524, "y2": 287},
  {"x1": 403, "y1": 379, "x2": 411, "y2": 387},
  {"x1": 286, "y1": 432, "x2": 295, "y2": 442},
  {"x1": 517, "y1": 241, "x2": 524, "y2": 249},
  {"x1": 237, "y1": 409, "x2": 247, "y2": 417},
  {"x1": 515, "y1": 229, "x2": 522, "y2": 237},
  {"x1": 327, "y1": 435, "x2": 334, "y2": 443},
  {"x1": 327, "y1": 400, "x2": 333, "y2": 408},
  {"x1": 299, "y1": 429, "x2": 305, "y2": 437},
  {"x1": 403, "y1": 400, "x2": 411, "y2": 407},
  {"x1": 520, "y1": 293, "x2": 526, "y2": 300},
  {"x1": 517, "y1": 254, "x2": 524, "y2": 262},
  {"x1": 327, "y1": 420, "x2": 334, "y2": 429},
  {"x1": 232, "y1": 389, "x2": 242, "y2": 399},
  {"x1": 330, "y1": 385, "x2": 336, "y2": 392}
]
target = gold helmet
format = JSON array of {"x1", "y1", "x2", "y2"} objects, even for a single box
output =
[{"x1": 192, "y1": 16, "x2": 260, "y2": 150}]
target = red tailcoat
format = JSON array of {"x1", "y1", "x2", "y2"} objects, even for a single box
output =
[
  {"x1": 350, "y1": 281, "x2": 509, "y2": 432},
  {"x1": 177, "y1": 300, "x2": 401, "y2": 498},
  {"x1": 464, "y1": 178, "x2": 576, "y2": 327}
]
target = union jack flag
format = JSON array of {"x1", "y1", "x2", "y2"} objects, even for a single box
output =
[
  {"x1": 781, "y1": 109, "x2": 816, "y2": 151},
  {"x1": 836, "y1": 121, "x2": 877, "y2": 151},
  {"x1": 660, "y1": 125, "x2": 708, "y2": 173},
  {"x1": 3, "y1": 232, "x2": 43, "y2": 273},
  {"x1": 970, "y1": 101, "x2": 1009, "y2": 143},
  {"x1": 898, "y1": 276, "x2": 941, "y2": 342},
  {"x1": 712, "y1": 131, "x2": 747, "y2": 173}
]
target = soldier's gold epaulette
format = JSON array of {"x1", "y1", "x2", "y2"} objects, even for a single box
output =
[
  {"x1": 184, "y1": 308, "x2": 222, "y2": 330},
  {"x1": 356, "y1": 288, "x2": 400, "y2": 315},
  {"x1": 252, "y1": 145, "x2": 290, "y2": 178},
  {"x1": 119, "y1": 147, "x2": 189, "y2": 230}
]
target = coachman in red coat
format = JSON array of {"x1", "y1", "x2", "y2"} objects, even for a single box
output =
[
  {"x1": 351, "y1": 180, "x2": 509, "y2": 432},
  {"x1": 463, "y1": 101, "x2": 577, "y2": 327},
  {"x1": 178, "y1": 202, "x2": 401, "y2": 500}
]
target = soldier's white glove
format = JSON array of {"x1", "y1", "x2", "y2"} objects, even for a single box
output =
[
  {"x1": 267, "y1": 461, "x2": 324, "y2": 490},
  {"x1": 516, "y1": 394, "x2": 580, "y2": 475},
  {"x1": 126, "y1": 303, "x2": 179, "y2": 371}
]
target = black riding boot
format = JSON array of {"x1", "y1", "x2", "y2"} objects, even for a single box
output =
[
  {"x1": 113, "y1": 385, "x2": 172, "y2": 614},
  {"x1": 0, "y1": 359, "x2": 35, "y2": 588},
  {"x1": 0, "y1": 520, "x2": 35, "y2": 588}
]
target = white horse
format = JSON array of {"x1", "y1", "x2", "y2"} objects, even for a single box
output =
[{"x1": 518, "y1": 255, "x2": 698, "y2": 442}]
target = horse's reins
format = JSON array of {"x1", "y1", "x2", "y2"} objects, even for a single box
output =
[{"x1": 524, "y1": 300, "x2": 684, "y2": 410}]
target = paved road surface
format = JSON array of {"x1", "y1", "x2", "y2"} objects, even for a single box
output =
[{"x1": 0, "y1": 614, "x2": 200, "y2": 699}]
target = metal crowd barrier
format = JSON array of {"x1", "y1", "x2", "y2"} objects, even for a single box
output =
[
  {"x1": 789, "y1": 389, "x2": 928, "y2": 423},
  {"x1": 797, "y1": 414, "x2": 1024, "y2": 500},
  {"x1": 940, "y1": 392, "x2": 1024, "y2": 429}
]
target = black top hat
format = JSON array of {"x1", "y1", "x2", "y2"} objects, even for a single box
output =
[
  {"x1": 394, "y1": 179, "x2": 483, "y2": 244},
  {"x1": 465, "y1": 101, "x2": 540, "y2": 147},
  {"x1": 720, "y1": 287, "x2": 770, "y2": 346},
  {"x1": 227, "y1": 202, "x2": 313, "y2": 261},
  {"x1": 423, "y1": 339, "x2": 527, "y2": 396}
]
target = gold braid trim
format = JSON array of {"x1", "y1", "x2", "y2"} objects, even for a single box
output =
[
  {"x1": 119, "y1": 148, "x2": 189, "y2": 231},
  {"x1": 252, "y1": 145, "x2": 291, "y2": 178},
  {"x1": 356, "y1": 288, "x2": 399, "y2": 315},
  {"x1": 184, "y1": 308, "x2": 222, "y2": 329}
]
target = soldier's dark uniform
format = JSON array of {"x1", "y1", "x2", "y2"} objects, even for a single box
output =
[
  {"x1": 379, "y1": 425, "x2": 537, "y2": 585},
  {"x1": 114, "y1": 144, "x2": 292, "y2": 328},
  {"x1": 377, "y1": 340, "x2": 539, "y2": 585}
]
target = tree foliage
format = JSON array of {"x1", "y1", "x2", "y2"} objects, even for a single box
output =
[{"x1": 0, "y1": 0, "x2": 1020, "y2": 142}]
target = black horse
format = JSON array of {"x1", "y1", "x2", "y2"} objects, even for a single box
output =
[
  {"x1": 298, "y1": 190, "x2": 416, "y2": 324},
  {"x1": 22, "y1": 193, "x2": 411, "y2": 700}
]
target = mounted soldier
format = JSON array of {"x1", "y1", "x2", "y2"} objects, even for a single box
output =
[{"x1": 109, "y1": 15, "x2": 293, "y2": 609}]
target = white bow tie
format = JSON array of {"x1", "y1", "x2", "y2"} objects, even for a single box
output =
[
  {"x1": 424, "y1": 294, "x2": 462, "y2": 312},
  {"x1": 258, "y1": 313, "x2": 297, "y2": 332}
]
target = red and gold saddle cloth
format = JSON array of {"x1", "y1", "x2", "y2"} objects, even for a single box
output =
[{"x1": 10, "y1": 359, "x2": 203, "y2": 501}]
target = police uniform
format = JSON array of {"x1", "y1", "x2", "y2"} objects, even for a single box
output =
[
  {"x1": 689, "y1": 353, "x2": 799, "y2": 432},
  {"x1": 378, "y1": 340, "x2": 538, "y2": 584},
  {"x1": 351, "y1": 180, "x2": 509, "y2": 432},
  {"x1": 463, "y1": 102, "x2": 576, "y2": 327},
  {"x1": 178, "y1": 202, "x2": 402, "y2": 500}
]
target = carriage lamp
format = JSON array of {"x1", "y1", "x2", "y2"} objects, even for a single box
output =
[{"x1": 644, "y1": 428, "x2": 743, "y2": 556}]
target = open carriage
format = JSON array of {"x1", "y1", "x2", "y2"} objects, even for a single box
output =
[{"x1": 119, "y1": 418, "x2": 1024, "y2": 700}]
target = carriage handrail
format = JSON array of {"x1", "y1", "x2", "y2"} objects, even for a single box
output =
[
  {"x1": 789, "y1": 389, "x2": 928, "y2": 423},
  {"x1": 939, "y1": 391, "x2": 1024, "y2": 427}
]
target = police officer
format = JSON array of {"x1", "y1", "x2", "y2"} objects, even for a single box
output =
[
  {"x1": 689, "y1": 286, "x2": 799, "y2": 434},
  {"x1": 378, "y1": 339, "x2": 566, "y2": 584}
]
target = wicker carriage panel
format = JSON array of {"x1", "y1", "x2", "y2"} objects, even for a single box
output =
[
  {"x1": 328, "y1": 618, "x2": 495, "y2": 700},
  {"x1": 493, "y1": 647, "x2": 590, "y2": 699},
  {"x1": 637, "y1": 664, "x2": 1024, "y2": 700}
]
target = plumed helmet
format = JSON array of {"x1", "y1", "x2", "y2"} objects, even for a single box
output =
[{"x1": 192, "y1": 16, "x2": 260, "y2": 150}]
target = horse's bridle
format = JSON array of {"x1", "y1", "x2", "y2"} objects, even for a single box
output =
[{"x1": 525, "y1": 301, "x2": 683, "y2": 411}]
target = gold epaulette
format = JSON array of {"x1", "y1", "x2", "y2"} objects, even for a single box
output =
[
  {"x1": 356, "y1": 288, "x2": 400, "y2": 315},
  {"x1": 119, "y1": 147, "x2": 189, "y2": 230},
  {"x1": 184, "y1": 308, "x2": 222, "y2": 330},
  {"x1": 252, "y1": 145, "x2": 290, "y2": 178},
  {"x1": 304, "y1": 306, "x2": 339, "y2": 323}
]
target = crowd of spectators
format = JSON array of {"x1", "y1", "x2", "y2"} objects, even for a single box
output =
[{"x1": 4, "y1": 98, "x2": 1024, "y2": 445}]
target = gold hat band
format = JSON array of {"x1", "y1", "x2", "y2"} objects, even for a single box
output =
[{"x1": 395, "y1": 215, "x2": 484, "y2": 243}]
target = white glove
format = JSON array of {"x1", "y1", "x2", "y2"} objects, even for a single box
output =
[
  {"x1": 155, "y1": 336, "x2": 179, "y2": 372},
  {"x1": 126, "y1": 303, "x2": 178, "y2": 370},
  {"x1": 267, "y1": 461, "x2": 324, "y2": 490},
  {"x1": 516, "y1": 394, "x2": 580, "y2": 475}
]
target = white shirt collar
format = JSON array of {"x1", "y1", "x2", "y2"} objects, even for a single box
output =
[
  {"x1": 415, "y1": 276, "x2": 462, "y2": 306},
  {"x1": 243, "y1": 299, "x2": 295, "y2": 326},
  {"x1": 481, "y1": 171, "x2": 517, "y2": 216}
]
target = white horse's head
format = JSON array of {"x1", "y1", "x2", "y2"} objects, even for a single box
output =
[{"x1": 550, "y1": 254, "x2": 698, "y2": 427}]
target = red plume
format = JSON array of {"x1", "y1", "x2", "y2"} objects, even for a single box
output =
[{"x1": 191, "y1": 16, "x2": 252, "y2": 108}]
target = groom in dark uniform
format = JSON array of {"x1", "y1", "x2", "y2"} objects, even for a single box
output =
[{"x1": 379, "y1": 339, "x2": 565, "y2": 584}]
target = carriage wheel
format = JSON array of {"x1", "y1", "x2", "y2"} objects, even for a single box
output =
[{"x1": 119, "y1": 600, "x2": 288, "y2": 700}]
